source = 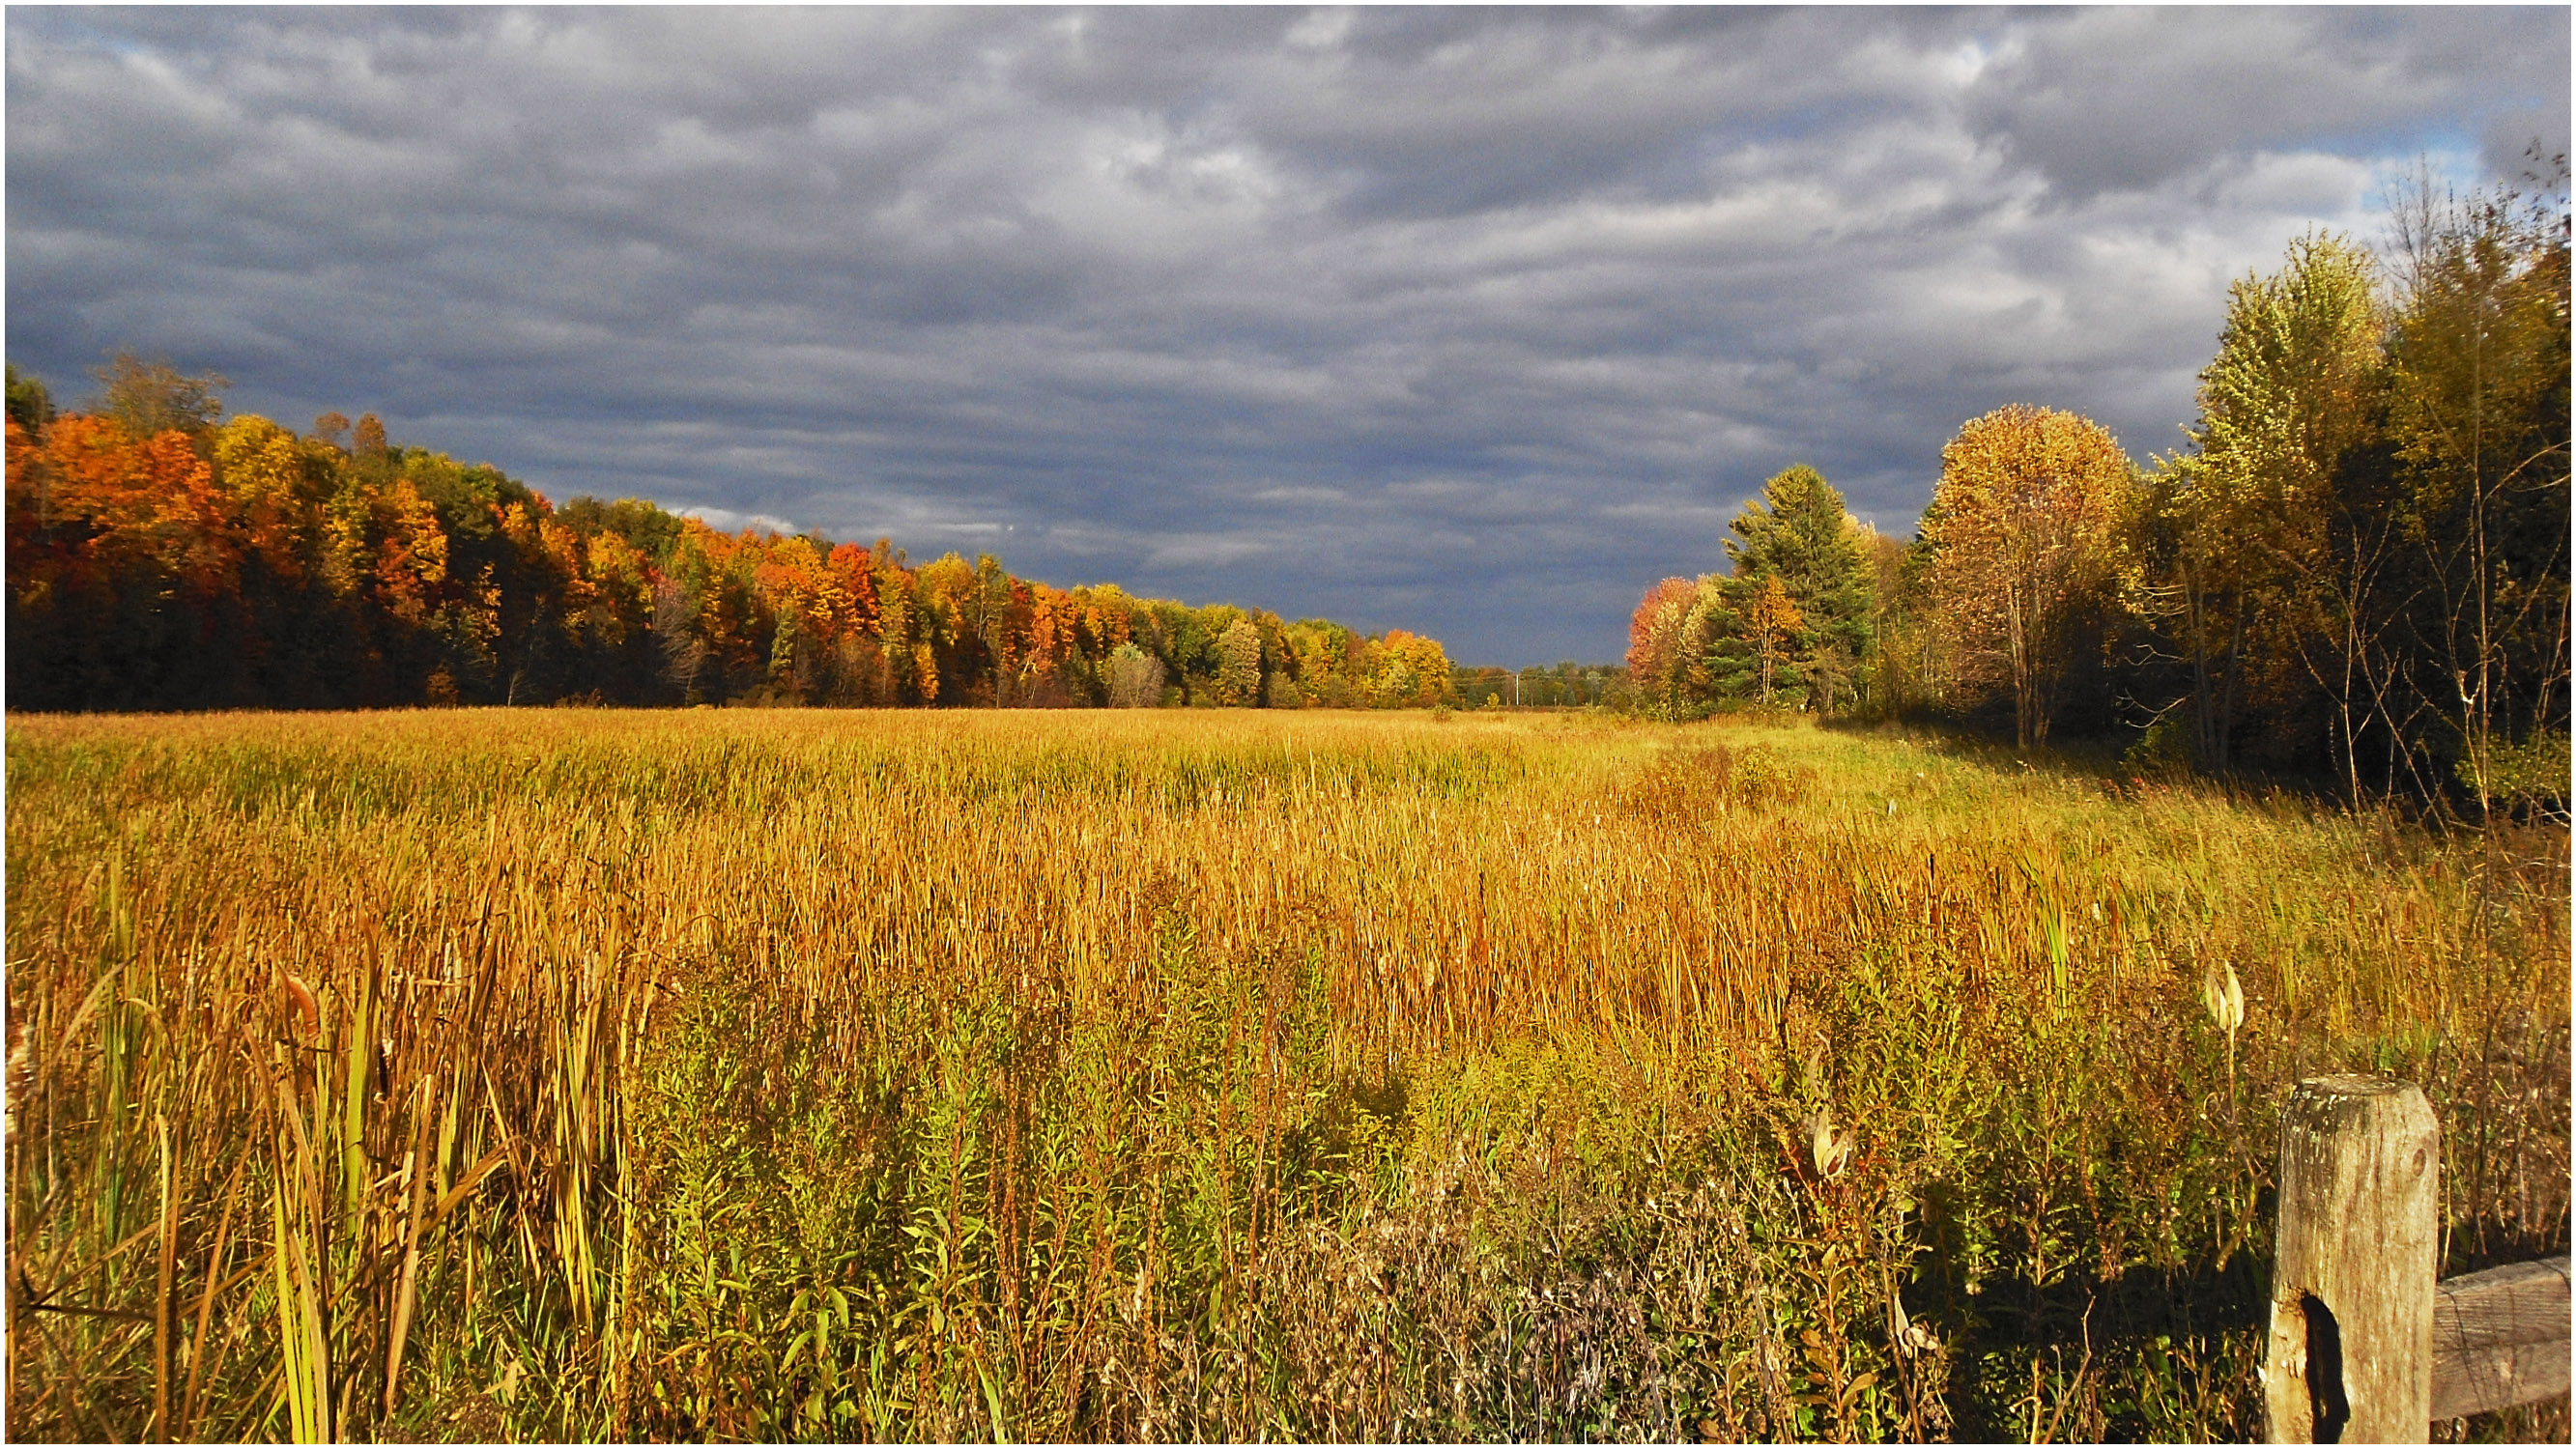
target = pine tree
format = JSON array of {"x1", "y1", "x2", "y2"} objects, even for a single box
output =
[{"x1": 1710, "y1": 466, "x2": 1875, "y2": 710}]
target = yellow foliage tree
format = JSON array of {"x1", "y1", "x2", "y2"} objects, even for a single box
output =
[
  {"x1": 1923, "y1": 404, "x2": 2134, "y2": 748},
  {"x1": 1744, "y1": 573, "x2": 1803, "y2": 704}
]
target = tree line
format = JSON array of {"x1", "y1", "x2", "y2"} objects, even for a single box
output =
[
  {"x1": 4, "y1": 358, "x2": 1454, "y2": 713},
  {"x1": 1629, "y1": 169, "x2": 2568, "y2": 810},
  {"x1": 1450, "y1": 662, "x2": 1623, "y2": 709}
]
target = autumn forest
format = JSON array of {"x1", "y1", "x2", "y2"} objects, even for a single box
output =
[{"x1": 4, "y1": 361, "x2": 1454, "y2": 718}]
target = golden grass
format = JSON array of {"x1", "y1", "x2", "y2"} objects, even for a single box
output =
[{"x1": 6, "y1": 707, "x2": 2565, "y2": 1441}]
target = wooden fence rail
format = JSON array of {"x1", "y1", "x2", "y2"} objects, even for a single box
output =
[
  {"x1": 2433, "y1": 1256, "x2": 2572, "y2": 1422},
  {"x1": 2262, "y1": 1075, "x2": 2571, "y2": 1443}
]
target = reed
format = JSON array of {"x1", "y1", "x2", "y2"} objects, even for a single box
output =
[{"x1": 6, "y1": 708, "x2": 2564, "y2": 1441}]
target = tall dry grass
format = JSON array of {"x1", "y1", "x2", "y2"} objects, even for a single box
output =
[{"x1": 6, "y1": 708, "x2": 2565, "y2": 1441}]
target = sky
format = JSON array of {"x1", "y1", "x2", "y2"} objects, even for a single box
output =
[{"x1": 7, "y1": 7, "x2": 2567, "y2": 665}]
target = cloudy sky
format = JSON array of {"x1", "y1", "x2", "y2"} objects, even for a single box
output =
[{"x1": 8, "y1": 7, "x2": 2566, "y2": 663}]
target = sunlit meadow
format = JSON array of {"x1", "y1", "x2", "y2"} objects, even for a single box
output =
[{"x1": 6, "y1": 708, "x2": 2565, "y2": 1441}]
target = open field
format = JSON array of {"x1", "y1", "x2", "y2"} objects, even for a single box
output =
[{"x1": 6, "y1": 707, "x2": 2567, "y2": 1442}]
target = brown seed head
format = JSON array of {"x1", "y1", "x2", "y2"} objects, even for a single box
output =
[{"x1": 283, "y1": 974, "x2": 319, "y2": 1040}]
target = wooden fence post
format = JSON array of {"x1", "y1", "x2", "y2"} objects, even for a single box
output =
[{"x1": 2263, "y1": 1075, "x2": 2440, "y2": 1443}]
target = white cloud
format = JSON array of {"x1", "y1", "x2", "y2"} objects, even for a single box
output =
[{"x1": 675, "y1": 506, "x2": 803, "y2": 538}]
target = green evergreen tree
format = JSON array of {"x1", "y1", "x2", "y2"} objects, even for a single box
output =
[{"x1": 1710, "y1": 465, "x2": 1875, "y2": 710}]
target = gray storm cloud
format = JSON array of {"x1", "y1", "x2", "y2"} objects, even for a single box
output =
[{"x1": 7, "y1": 6, "x2": 2564, "y2": 663}]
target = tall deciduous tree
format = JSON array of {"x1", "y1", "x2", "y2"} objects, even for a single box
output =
[
  {"x1": 1216, "y1": 618, "x2": 1263, "y2": 705},
  {"x1": 1923, "y1": 405, "x2": 2135, "y2": 748},
  {"x1": 2149, "y1": 233, "x2": 2382, "y2": 777},
  {"x1": 7, "y1": 362, "x2": 55, "y2": 436},
  {"x1": 2380, "y1": 169, "x2": 2570, "y2": 810},
  {"x1": 1106, "y1": 642, "x2": 1164, "y2": 707},
  {"x1": 1625, "y1": 576, "x2": 1703, "y2": 715},
  {"x1": 91, "y1": 353, "x2": 227, "y2": 443},
  {"x1": 1368, "y1": 629, "x2": 1453, "y2": 708}
]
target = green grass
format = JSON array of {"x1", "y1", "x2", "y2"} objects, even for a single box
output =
[{"x1": 6, "y1": 708, "x2": 2565, "y2": 1440}]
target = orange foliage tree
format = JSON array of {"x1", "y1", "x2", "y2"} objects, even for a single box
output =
[{"x1": 1624, "y1": 577, "x2": 1703, "y2": 714}]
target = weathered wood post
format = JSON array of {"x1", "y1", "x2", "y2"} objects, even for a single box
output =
[{"x1": 2263, "y1": 1075, "x2": 2440, "y2": 1443}]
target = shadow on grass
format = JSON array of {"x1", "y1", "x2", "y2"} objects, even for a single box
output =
[
  {"x1": 1934, "y1": 1250, "x2": 2270, "y2": 1442},
  {"x1": 1815, "y1": 712, "x2": 2394, "y2": 815}
]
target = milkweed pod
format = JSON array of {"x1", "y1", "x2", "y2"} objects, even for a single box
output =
[
  {"x1": 2200, "y1": 959, "x2": 2245, "y2": 1036},
  {"x1": 1801, "y1": 1103, "x2": 1853, "y2": 1179}
]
